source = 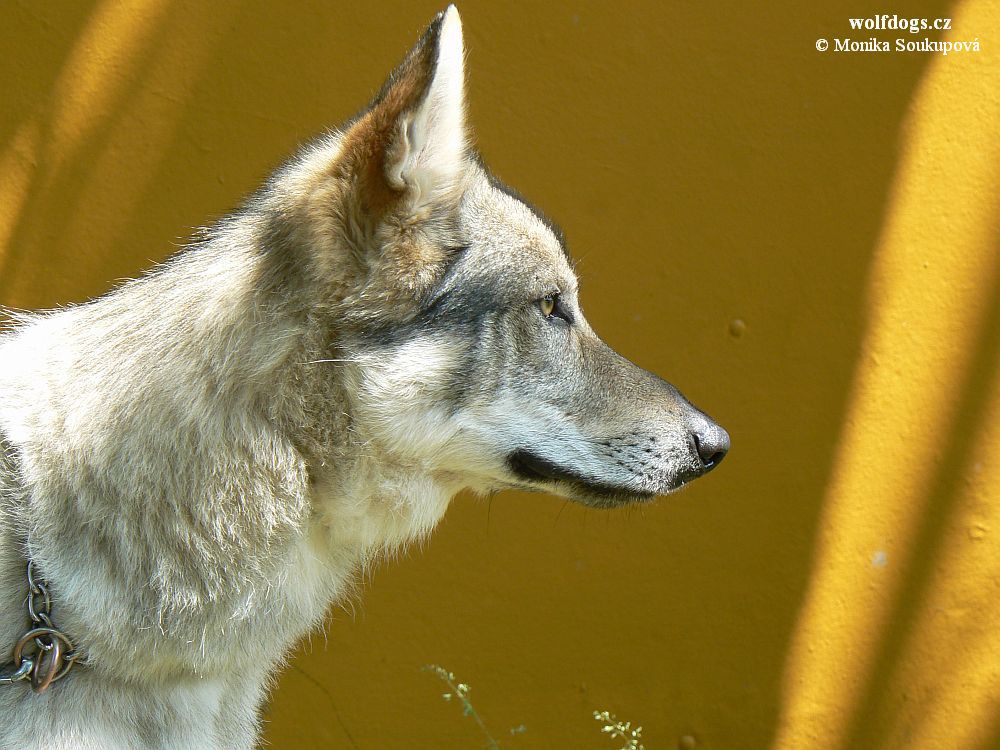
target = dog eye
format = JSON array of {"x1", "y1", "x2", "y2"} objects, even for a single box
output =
[{"x1": 539, "y1": 293, "x2": 572, "y2": 323}]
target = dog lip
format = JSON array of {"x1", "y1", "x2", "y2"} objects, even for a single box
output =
[
  {"x1": 507, "y1": 449, "x2": 657, "y2": 504},
  {"x1": 507, "y1": 449, "x2": 569, "y2": 483}
]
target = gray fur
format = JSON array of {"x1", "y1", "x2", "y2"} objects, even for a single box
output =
[{"x1": 0, "y1": 8, "x2": 726, "y2": 748}]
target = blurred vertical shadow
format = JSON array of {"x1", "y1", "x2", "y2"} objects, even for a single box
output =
[
  {"x1": 0, "y1": 1, "x2": 177, "y2": 307},
  {"x1": 838, "y1": 223, "x2": 999, "y2": 749}
]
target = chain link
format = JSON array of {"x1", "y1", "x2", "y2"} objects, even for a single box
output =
[{"x1": 1, "y1": 561, "x2": 82, "y2": 692}]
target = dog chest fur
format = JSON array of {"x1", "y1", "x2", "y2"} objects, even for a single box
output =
[{"x1": 0, "y1": 241, "x2": 455, "y2": 746}]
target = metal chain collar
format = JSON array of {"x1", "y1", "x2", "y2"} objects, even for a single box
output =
[{"x1": 0, "y1": 561, "x2": 82, "y2": 693}]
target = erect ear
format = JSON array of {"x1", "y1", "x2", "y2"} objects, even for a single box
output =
[{"x1": 343, "y1": 6, "x2": 467, "y2": 215}]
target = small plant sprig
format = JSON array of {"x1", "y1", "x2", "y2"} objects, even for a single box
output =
[
  {"x1": 593, "y1": 710, "x2": 645, "y2": 750},
  {"x1": 424, "y1": 664, "x2": 501, "y2": 750}
]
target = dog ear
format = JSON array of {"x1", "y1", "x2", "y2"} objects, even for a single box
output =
[{"x1": 342, "y1": 6, "x2": 467, "y2": 215}]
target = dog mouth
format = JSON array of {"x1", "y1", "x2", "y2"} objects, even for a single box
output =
[{"x1": 507, "y1": 449, "x2": 659, "y2": 506}]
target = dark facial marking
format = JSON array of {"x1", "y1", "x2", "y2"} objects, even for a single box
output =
[{"x1": 507, "y1": 449, "x2": 656, "y2": 503}]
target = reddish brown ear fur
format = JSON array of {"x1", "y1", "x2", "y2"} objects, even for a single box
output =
[{"x1": 338, "y1": 13, "x2": 447, "y2": 215}]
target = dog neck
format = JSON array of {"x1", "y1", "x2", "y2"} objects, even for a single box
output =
[{"x1": 310, "y1": 454, "x2": 456, "y2": 559}]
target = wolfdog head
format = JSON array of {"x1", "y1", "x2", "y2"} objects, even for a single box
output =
[{"x1": 271, "y1": 7, "x2": 728, "y2": 509}]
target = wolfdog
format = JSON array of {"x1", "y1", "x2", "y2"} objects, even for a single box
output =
[{"x1": 0, "y1": 6, "x2": 728, "y2": 748}]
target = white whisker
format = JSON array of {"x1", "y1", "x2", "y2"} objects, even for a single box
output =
[{"x1": 300, "y1": 358, "x2": 363, "y2": 365}]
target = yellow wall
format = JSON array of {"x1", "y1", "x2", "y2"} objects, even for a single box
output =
[{"x1": 2, "y1": 2, "x2": 998, "y2": 748}]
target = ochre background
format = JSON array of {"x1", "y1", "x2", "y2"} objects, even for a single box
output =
[{"x1": 2, "y1": 2, "x2": 999, "y2": 748}]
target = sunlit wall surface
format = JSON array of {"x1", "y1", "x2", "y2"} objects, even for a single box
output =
[{"x1": 1, "y1": 2, "x2": 997, "y2": 748}]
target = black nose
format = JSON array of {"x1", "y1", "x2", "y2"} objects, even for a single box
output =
[{"x1": 692, "y1": 422, "x2": 730, "y2": 471}]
